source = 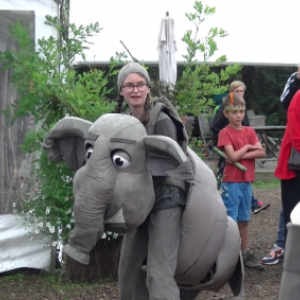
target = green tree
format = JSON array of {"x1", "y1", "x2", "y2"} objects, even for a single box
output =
[
  {"x1": 1, "y1": 17, "x2": 118, "y2": 128},
  {"x1": 0, "y1": 15, "x2": 124, "y2": 250},
  {"x1": 173, "y1": 1, "x2": 241, "y2": 116}
]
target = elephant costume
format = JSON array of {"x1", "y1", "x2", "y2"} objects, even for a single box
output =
[
  {"x1": 43, "y1": 113, "x2": 244, "y2": 300},
  {"x1": 278, "y1": 202, "x2": 300, "y2": 300}
]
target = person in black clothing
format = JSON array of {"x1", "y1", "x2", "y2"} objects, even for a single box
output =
[
  {"x1": 261, "y1": 65, "x2": 300, "y2": 265},
  {"x1": 210, "y1": 80, "x2": 270, "y2": 214},
  {"x1": 280, "y1": 69, "x2": 300, "y2": 110}
]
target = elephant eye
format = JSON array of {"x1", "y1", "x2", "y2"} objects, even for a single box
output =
[
  {"x1": 112, "y1": 151, "x2": 131, "y2": 169},
  {"x1": 86, "y1": 147, "x2": 93, "y2": 159}
]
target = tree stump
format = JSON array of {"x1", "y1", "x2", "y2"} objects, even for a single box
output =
[{"x1": 64, "y1": 236, "x2": 122, "y2": 282}]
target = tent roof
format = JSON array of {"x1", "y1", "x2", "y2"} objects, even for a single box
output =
[{"x1": 73, "y1": 60, "x2": 297, "y2": 69}]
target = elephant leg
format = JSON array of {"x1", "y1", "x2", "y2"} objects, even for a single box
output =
[
  {"x1": 147, "y1": 207, "x2": 182, "y2": 300},
  {"x1": 135, "y1": 267, "x2": 149, "y2": 300},
  {"x1": 228, "y1": 295, "x2": 244, "y2": 300},
  {"x1": 179, "y1": 289, "x2": 200, "y2": 300},
  {"x1": 279, "y1": 224, "x2": 300, "y2": 300},
  {"x1": 118, "y1": 229, "x2": 149, "y2": 300},
  {"x1": 228, "y1": 252, "x2": 245, "y2": 300}
]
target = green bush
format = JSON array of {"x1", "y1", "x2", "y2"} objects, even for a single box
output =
[
  {"x1": 173, "y1": 1, "x2": 241, "y2": 117},
  {"x1": 0, "y1": 16, "x2": 122, "y2": 244}
]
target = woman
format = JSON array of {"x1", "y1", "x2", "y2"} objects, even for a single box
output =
[
  {"x1": 116, "y1": 62, "x2": 186, "y2": 300},
  {"x1": 260, "y1": 67, "x2": 300, "y2": 265},
  {"x1": 275, "y1": 89, "x2": 300, "y2": 237}
]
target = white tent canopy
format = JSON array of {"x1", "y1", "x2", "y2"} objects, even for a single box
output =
[
  {"x1": 70, "y1": 0, "x2": 300, "y2": 67},
  {"x1": 0, "y1": 215, "x2": 52, "y2": 274}
]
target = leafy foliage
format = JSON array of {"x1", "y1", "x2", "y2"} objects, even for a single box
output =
[
  {"x1": 0, "y1": 18, "x2": 116, "y2": 127},
  {"x1": 173, "y1": 1, "x2": 241, "y2": 116},
  {"x1": 22, "y1": 152, "x2": 74, "y2": 243},
  {"x1": 0, "y1": 16, "x2": 122, "y2": 242},
  {"x1": 241, "y1": 66, "x2": 287, "y2": 125}
]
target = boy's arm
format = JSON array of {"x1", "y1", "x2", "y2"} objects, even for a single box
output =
[
  {"x1": 218, "y1": 128, "x2": 251, "y2": 162},
  {"x1": 240, "y1": 128, "x2": 265, "y2": 160},
  {"x1": 223, "y1": 144, "x2": 251, "y2": 163},
  {"x1": 241, "y1": 142, "x2": 265, "y2": 159}
]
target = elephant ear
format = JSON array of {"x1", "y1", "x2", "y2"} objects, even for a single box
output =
[
  {"x1": 43, "y1": 116, "x2": 92, "y2": 171},
  {"x1": 143, "y1": 136, "x2": 194, "y2": 181}
]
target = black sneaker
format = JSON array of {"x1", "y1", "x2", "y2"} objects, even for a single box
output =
[
  {"x1": 252, "y1": 201, "x2": 270, "y2": 214},
  {"x1": 242, "y1": 250, "x2": 264, "y2": 271}
]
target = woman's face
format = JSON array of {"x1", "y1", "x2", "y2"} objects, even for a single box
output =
[
  {"x1": 233, "y1": 86, "x2": 244, "y2": 98},
  {"x1": 119, "y1": 73, "x2": 150, "y2": 109}
]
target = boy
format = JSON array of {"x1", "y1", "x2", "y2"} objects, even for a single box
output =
[
  {"x1": 210, "y1": 80, "x2": 270, "y2": 214},
  {"x1": 218, "y1": 93, "x2": 265, "y2": 271}
]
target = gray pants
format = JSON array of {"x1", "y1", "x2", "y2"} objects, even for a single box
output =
[{"x1": 118, "y1": 207, "x2": 182, "y2": 300}]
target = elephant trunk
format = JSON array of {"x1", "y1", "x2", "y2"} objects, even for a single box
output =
[{"x1": 63, "y1": 156, "x2": 116, "y2": 265}]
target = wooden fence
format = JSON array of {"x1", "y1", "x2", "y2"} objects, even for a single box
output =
[{"x1": 0, "y1": 11, "x2": 35, "y2": 214}]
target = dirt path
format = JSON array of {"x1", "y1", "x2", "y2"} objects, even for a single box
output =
[{"x1": 0, "y1": 187, "x2": 283, "y2": 300}]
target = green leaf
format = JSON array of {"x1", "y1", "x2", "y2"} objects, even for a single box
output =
[{"x1": 174, "y1": 0, "x2": 240, "y2": 116}]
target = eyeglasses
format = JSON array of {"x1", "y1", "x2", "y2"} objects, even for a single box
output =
[{"x1": 122, "y1": 83, "x2": 149, "y2": 92}]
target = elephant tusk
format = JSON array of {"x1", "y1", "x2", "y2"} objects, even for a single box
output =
[{"x1": 104, "y1": 208, "x2": 128, "y2": 233}]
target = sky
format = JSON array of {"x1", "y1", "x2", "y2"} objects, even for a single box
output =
[
  {"x1": 1, "y1": 0, "x2": 58, "y2": 44},
  {"x1": 69, "y1": 0, "x2": 300, "y2": 66},
  {"x1": 1, "y1": 0, "x2": 299, "y2": 66}
]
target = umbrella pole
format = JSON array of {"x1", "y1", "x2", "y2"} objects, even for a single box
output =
[
  {"x1": 166, "y1": 85, "x2": 169, "y2": 99},
  {"x1": 119, "y1": 40, "x2": 140, "y2": 63}
]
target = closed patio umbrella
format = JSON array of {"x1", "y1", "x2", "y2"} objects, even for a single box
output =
[{"x1": 157, "y1": 12, "x2": 177, "y2": 90}]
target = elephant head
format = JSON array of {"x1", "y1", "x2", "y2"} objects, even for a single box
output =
[{"x1": 43, "y1": 113, "x2": 193, "y2": 264}]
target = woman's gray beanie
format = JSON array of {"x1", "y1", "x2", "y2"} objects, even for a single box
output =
[{"x1": 117, "y1": 62, "x2": 151, "y2": 91}]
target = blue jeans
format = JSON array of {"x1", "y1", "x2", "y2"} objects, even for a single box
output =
[
  {"x1": 216, "y1": 156, "x2": 258, "y2": 210},
  {"x1": 276, "y1": 206, "x2": 285, "y2": 249}
]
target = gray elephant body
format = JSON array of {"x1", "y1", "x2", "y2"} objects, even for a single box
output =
[
  {"x1": 43, "y1": 113, "x2": 244, "y2": 299},
  {"x1": 279, "y1": 223, "x2": 300, "y2": 300}
]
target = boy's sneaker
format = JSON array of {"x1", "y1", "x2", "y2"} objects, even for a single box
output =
[
  {"x1": 252, "y1": 201, "x2": 270, "y2": 214},
  {"x1": 242, "y1": 250, "x2": 264, "y2": 271},
  {"x1": 261, "y1": 244, "x2": 284, "y2": 265}
]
